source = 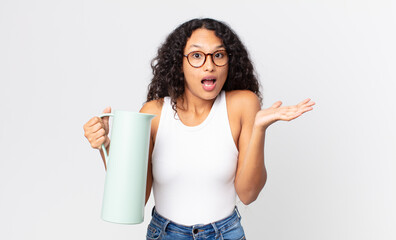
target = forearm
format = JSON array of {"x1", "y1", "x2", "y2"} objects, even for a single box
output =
[{"x1": 235, "y1": 126, "x2": 267, "y2": 204}]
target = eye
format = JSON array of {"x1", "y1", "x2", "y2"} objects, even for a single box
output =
[
  {"x1": 214, "y1": 51, "x2": 225, "y2": 59},
  {"x1": 191, "y1": 52, "x2": 203, "y2": 59}
]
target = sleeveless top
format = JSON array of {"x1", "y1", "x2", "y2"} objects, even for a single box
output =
[{"x1": 151, "y1": 90, "x2": 239, "y2": 226}]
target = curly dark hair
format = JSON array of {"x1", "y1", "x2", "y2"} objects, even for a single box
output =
[{"x1": 146, "y1": 18, "x2": 262, "y2": 113}]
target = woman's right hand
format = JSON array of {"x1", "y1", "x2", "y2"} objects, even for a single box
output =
[{"x1": 83, "y1": 106, "x2": 112, "y2": 150}]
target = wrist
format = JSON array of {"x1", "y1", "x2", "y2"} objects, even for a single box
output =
[{"x1": 253, "y1": 123, "x2": 268, "y2": 133}]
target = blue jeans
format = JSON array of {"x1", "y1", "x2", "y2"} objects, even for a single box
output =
[{"x1": 146, "y1": 206, "x2": 246, "y2": 240}]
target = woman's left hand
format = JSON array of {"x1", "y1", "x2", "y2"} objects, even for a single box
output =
[{"x1": 254, "y1": 98, "x2": 315, "y2": 130}]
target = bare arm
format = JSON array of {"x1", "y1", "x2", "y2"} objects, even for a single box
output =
[
  {"x1": 139, "y1": 100, "x2": 162, "y2": 206},
  {"x1": 234, "y1": 91, "x2": 264, "y2": 205},
  {"x1": 145, "y1": 138, "x2": 154, "y2": 206},
  {"x1": 234, "y1": 91, "x2": 315, "y2": 205}
]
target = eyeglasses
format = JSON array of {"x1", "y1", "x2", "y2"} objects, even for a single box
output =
[{"x1": 183, "y1": 50, "x2": 230, "y2": 68}]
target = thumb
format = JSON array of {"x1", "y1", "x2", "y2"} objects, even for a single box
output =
[
  {"x1": 271, "y1": 101, "x2": 282, "y2": 108},
  {"x1": 101, "y1": 106, "x2": 112, "y2": 126},
  {"x1": 102, "y1": 106, "x2": 112, "y2": 114}
]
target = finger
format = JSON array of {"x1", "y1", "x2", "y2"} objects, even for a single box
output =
[
  {"x1": 84, "y1": 116, "x2": 100, "y2": 128},
  {"x1": 101, "y1": 106, "x2": 112, "y2": 125},
  {"x1": 297, "y1": 98, "x2": 311, "y2": 107},
  {"x1": 92, "y1": 136, "x2": 106, "y2": 149},
  {"x1": 90, "y1": 123, "x2": 105, "y2": 134},
  {"x1": 306, "y1": 101, "x2": 315, "y2": 107},
  {"x1": 84, "y1": 122, "x2": 100, "y2": 135},
  {"x1": 91, "y1": 129, "x2": 106, "y2": 143},
  {"x1": 103, "y1": 106, "x2": 112, "y2": 113},
  {"x1": 271, "y1": 101, "x2": 282, "y2": 108},
  {"x1": 301, "y1": 107, "x2": 314, "y2": 113},
  {"x1": 93, "y1": 128, "x2": 106, "y2": 139},
  {"x1": 296, "y1": 101, "x2": 315, "y2": 112}
]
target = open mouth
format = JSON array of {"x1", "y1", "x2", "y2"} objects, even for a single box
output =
[
  {"x1": 201, "y1": 79, "x2": 217, "y2": 85},
  {"x1": 201, "y1": 78, "x2": 217, "y2": 91}
]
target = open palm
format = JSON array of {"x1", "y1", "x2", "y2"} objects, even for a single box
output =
[{"x1": 255, "y1": 98, "x2": 315, "y2": 129}]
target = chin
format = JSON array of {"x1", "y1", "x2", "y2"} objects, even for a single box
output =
[
  {"x1": 185, "y1": 82, "x2": 223, "y2": 101},
  {"x1": 200, "y1": 89, "x2": 222, "y2": 100}
]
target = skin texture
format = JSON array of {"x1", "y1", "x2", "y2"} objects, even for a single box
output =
[
  {"x1": 139, "y1": 28, "x2": 315, "y2": 205},
  {"x1": 181, "y1": 28, "x2": 228, "y2": 104},
  {"x1": 83, "y1": 28, "x2": 315, "y2": 206}
]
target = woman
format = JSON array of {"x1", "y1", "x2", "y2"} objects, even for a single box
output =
[{"x1": 83, "y1": 18, "x2": 315, "y2": 240}]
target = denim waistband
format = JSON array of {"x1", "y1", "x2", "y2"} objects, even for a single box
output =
[{"x1": 150, "y1": 206, "x2": 242, "y2": 236}]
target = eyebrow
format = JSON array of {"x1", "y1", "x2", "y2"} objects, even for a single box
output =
[{"x1": 188, "y1": 44, "x2": 225, "y2": 50}]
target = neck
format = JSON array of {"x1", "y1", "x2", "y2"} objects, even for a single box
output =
[{"x1": 177, "y1": 89, "x2": 217, "y2": 115}]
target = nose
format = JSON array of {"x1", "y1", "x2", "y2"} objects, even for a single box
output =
[{"x1": 203, "y1": 55, "x2": 215, "y2": 72}]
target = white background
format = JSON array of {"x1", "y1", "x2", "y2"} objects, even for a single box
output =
[{"x1": 0, "y1": 0, "x2": 395, "y2": 239}]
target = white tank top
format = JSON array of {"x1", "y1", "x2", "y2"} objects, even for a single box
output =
[{"x1": 151, "y1": 90, "x2": 239, "y2": 226}]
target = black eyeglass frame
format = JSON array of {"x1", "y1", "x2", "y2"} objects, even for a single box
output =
[{"x1": 183, "y1": 50, "x2": 231, "y2": 68}]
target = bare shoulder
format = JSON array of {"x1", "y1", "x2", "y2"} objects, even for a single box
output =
[
  {"x1": 139, "y1": 98, "x2": 164, "y2": 116},
  {"x1": 139, "y1": 98, "x2": 164, "y2": 140},
  {"x1": 226, "y1": 90, "x2": 261, "y2": 112}
]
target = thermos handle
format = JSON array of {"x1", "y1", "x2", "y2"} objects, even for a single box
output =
[{"x1": 99, "y1": 113, "x2": 114, "y2": 166}]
